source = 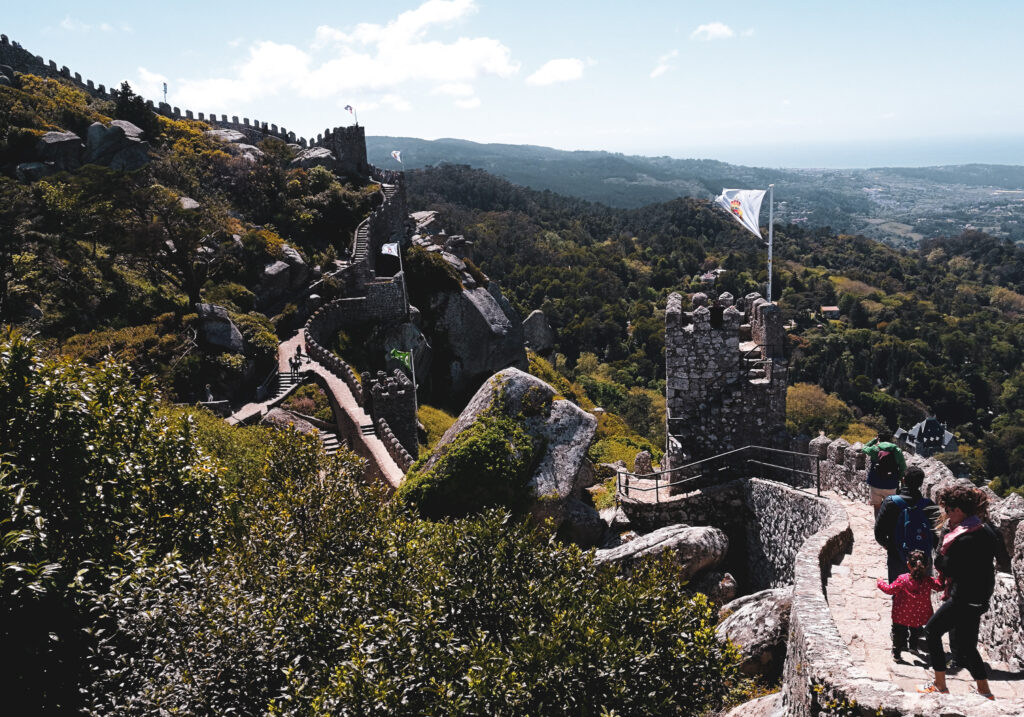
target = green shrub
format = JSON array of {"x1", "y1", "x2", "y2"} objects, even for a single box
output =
[
  {"x1": 205, "y1": 282, "x2": 256, "y2": 312},
  {"x1": 418, "y1": 404, "x2": 456, "y2": 449}
]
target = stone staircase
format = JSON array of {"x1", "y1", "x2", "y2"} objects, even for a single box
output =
[{"x1": 317, "y1": 427, "x2": 342, "y2": 455}]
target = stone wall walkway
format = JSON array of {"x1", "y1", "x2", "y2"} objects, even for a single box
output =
[
  {"x1": 226, "y1": 331, "x2": 406, "y2": 490},
  {"x1": 824, "y1": 489, "x2": 1024, "y2": 701}
]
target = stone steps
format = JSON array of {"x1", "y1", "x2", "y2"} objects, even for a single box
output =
[
  {"x1": 360, "y1": 423, "x2": 376, "y2": 436},
  {"x1": 318, "y1": 429, "x2": 342, "y2": 455}
]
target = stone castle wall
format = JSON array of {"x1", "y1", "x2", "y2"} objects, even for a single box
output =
[
  {"x1": 619, "y1": 478, "x2": 841, "y2": 593},
  {"x1": 664, "y1": 291, "x2": 787, "y2": 462},
  {"x1": 0, "y1": 33, "x2": 371, "y2": 155}
]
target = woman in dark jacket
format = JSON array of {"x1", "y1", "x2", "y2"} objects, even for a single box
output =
[{"x1": 918, "y1": 484, "x2": 1002, "y2": 699}]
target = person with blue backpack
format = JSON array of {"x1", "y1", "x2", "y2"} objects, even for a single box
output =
[
  {"x1": 862, "y1": 430, "x2": 907, "y2": 517},
  {"x1": 874, "y1": 465, "x2": 942, "y2": 656},
  {"x1": 874, "y1": 466, "x2": 942, "y2": 582}
]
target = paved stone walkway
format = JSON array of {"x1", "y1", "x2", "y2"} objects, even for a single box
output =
[
  {"x1": 227, "y1": 331, "x2": 406, "y2": 489},
  {"x1": 824, "y1": 490, "x2": 1024, "y2": 701}
]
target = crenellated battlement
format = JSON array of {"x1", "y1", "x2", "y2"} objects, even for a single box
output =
[
  {"x1": 0, "y1": 34, "x2": 371, "y2": 154},
  {"x1": 364, "y1": 369, "x2": 418, "y2": 460},
  {"x1": 665, "y1": 290, "x2": 787, "y2": 463}
]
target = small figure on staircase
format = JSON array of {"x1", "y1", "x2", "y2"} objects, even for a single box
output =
[{"x1": 876, "y1": 549, "x2": 942, "y2": 663}]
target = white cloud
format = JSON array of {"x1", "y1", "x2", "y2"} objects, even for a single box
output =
[
  {"x1": 741, "y1": 28, "x2": 755, "y2": 37},
  {"x1": 58, "y1": 16, "x2": 122, "y2": 33},
  {"x1": 526, "y1": 58, "x2": 585, "y2": 86},
  {"x1": 650, "y1": 49, "x2": 678, "y2": 79},
  {"x1": 172, "y1": 0, "x2": 517, "y2": 110},
  {"x1": 433, "y1": 82, "x2": 474, "y2": 96},
  {"x1": 690, "y1": 22, "x2": 735, "y2": 41},
  {"x1": 135, "y1": 67, "x2": 169, "y2": 101},
  {"x1": 455, "y1": 97, "x2": 481, "y2": 109}
]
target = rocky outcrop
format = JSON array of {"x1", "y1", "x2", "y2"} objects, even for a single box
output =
[
  {"x1": 717, "y1": 587, "x2": 793, "y2": 680},
  {"x1": 723, "y1": 693, "x2": 785, "y2": 717},
  {"x1": 84, "y1": 120, "x2": 150, "y2": 170},
  {"x1": 205, "y1": 128, "x2": 247, "y2": 144},
  {"x1": 195, "y1": 303, "x2": 244, "y2": 353},
  {"x1": 593, "y1": 523, "x2": 728, "y2": 578},
  {"x1": 409, "y1": 368, "x2": 597, "y2": 537},
  {"x1": 37, "y1": 131, "x2": 83, "y2": 171},
  {"x1": 261, "y1": 408, "x2": 316, "y2": 435},
  {"x1": 436, "y1": 285, "x2": 527, "y2": 397},
  {"x1": 522, "y1": 309, "x2": 555, "y2": 354},
  {"x1": 289, "y1": 146, "x2": 338, "y2": 171}
]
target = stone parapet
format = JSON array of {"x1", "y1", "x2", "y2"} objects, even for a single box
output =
[{"x1": 375, "y1": 417, "x2": 414, "y2": 472}]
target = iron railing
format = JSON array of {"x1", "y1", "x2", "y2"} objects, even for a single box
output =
[{"x1": 616, "y1": 445, "x2": 821, "y2": 504}]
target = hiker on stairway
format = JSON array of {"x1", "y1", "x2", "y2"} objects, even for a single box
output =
[
  {"x1": 861, "y1": 430, "x2": 906, "y2": 518},
  {"x1": 874, "y1": 465, "x2": 941, "y2": 582}
]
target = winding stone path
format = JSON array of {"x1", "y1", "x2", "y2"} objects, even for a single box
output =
[
  {"x1": 824, "y1": 489, "x2": 1024, "y2": 701},
  {"x1": 227, "y1": 331, "x2": 405, "y2": 489}
]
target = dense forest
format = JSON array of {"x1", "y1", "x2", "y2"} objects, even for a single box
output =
[{"x1": 406, "y1": 164, "x2": 1024, "y2": 495}]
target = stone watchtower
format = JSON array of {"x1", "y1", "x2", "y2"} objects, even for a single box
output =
[
  {"x1": 364, "y1": 369, "x2": 419, "y2": 460},
  {"x1": 319, "y1": 125, "x2": 369, "y2": 177},
  {"x1": 664, "y1": 291, "x2": 787, "y2": 466}
]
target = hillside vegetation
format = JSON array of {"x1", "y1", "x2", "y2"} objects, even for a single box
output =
[{"x1": 370, "y1": 136, "x2": 1024, "y2": 245}]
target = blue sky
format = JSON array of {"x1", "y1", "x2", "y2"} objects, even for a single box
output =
[{"x1": 6, "y1": 1, "x2": 1024, "y2": 167}]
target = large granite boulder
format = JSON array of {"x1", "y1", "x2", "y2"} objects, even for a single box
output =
[
  {"x1": 84, "y1": 120, "x2": 150, "y2": 170},
  {"x1": 594, "y1": 523, "x2": 728, "y2": 578},
  {"x1": 205, "y1": 128, "x2": 248, "y2": 144},
  {"x1": 522, "y1": 309, "x2": 555, "y2": 354},
  {"x1": 37, "y1": 131, "x2": 83, "y2": 171},
  {"x1": 15, "y1": 162, "x2": 53, "y2": 182},
  {"x1": 990, "y1": 492, "x2": 1024, "y2": 572},
  {"x1": 717, "y1": 587, "x2": 793, "y2": 680},
  {"x1": 281, "y1": 244, "x2": 309, "y2": 286},
  {"x1": 723, "y1": 693, "x2": 785, "y2": 717},
  {"x1": 289, "y1": 147, "x2": 338, "y2": 171},
  {"x1": 261, "y1": 261, "x2": 291, "y2": 301},
  {"x1": 436, "y1": 284, "x2": 527, "y2": 397},
  {"x1": 195, "y1": 303, "x2": 244, "y2": 353},
  {"x1": 401, "y1": 368, "x2": 597, "y2": 536},
  {"x1": 261, "y1": 408, "x2": 315, "y2": 435}
]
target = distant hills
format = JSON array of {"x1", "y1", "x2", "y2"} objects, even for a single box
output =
[{"x1": 368, "y1": 136, "x2": 1024, "y2": 246}]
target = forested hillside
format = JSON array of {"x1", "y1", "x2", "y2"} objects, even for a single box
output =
[
  {"x1": 407, "y1": 165, "x2": 1024, "y2": 495},
  {"x1": 372, "y1": 136, "x2": 1024, "y2": 246}
]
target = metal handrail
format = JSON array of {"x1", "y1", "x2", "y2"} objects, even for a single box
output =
[{"x1": 616, "y1": 445, "x2": 821, "y2": 503}]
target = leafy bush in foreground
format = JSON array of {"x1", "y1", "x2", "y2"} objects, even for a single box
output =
[{"x1": 2, "y1": 335, "x2": 739, "y2": 715}]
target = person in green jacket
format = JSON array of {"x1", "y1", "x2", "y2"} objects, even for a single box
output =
[{"x1": 862, "y1": 430, "x2": 907, "y2": 517}]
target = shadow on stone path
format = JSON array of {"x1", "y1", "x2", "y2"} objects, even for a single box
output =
[{"x1": 824, "y1": 490, "x2": 1024, "y2": 701}]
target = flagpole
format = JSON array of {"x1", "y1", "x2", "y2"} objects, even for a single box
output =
[
  {"x1": 397, "y1": 244, "x2": 409, "y2": 320},
  {"x1": 767, "y1": 184, "x2": 774, "y2": 304},
  {"x1": 409, "y1": 345, "x2": 419, "y2": 418}
]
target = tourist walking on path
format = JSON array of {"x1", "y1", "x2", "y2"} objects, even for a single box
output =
[
  {"x1": 876, "y1": 550, "x2": 943, "y2": 663},
  {"x1": 918, "y1": 484, "x2": 1006, "y2": 699},
  {"x1": 861, "y1": 431, "x2": 906, "y2": 517},
  {"x1": 874, "y1": 466, "x2": 941, "y2": 582}
]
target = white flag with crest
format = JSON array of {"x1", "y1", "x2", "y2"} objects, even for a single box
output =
[
  {"x1": 715, "y1": 188, "x2": 766, "y2": 239},
  {"x1": 381, "y1": 242, "x2": 399, "y2": 257}
]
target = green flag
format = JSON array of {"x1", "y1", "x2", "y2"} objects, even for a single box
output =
[{"x1": 390, "y1": 348, "x2": 412, "y2": 371}]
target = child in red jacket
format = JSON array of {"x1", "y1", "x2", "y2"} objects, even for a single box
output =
[{"x1": 876, "y1": 550, "x2": 944, "y2": 662}]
